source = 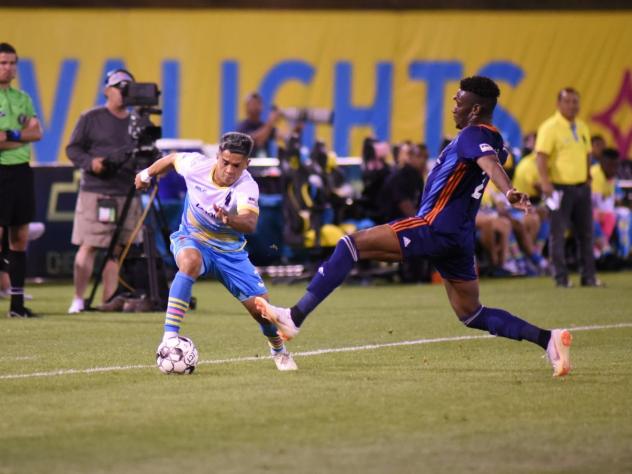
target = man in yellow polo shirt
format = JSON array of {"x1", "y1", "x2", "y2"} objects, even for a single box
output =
[{"x1": 536, "y1": 87, "x2": 601, "y2": 287}]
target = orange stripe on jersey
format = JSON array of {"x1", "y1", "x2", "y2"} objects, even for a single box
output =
[
  {"x1": 390, "y1": 216, "x2": 420, "y2": 231},
  {"x1": 478, "y1": 124, "x2": 499, "y2": 133},
  {"x1": 390, "y1": 216, "x2": 428, "y2": 232},
  {"x1": 423, "y1": 163, "x2": 467, "y2": 224},
  {"x1": 425, "y1": 169, "x2": 464, "y2": 223}
]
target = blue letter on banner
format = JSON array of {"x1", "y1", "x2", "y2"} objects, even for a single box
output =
[
  {"x1": 161, "y1": 60, "x2": 180, "y2": 139},
  {"x1": 334, "y1": 62, "x2": 393, "y2": 156},
  {"x1": 221, "y1": 60, "x2": 239, "y2": 136},
  {"x1": 477, "y1": 61, "x2": 524, "y2": 153},
  {"x1": 18, "y1": 59, "x2": 79, "y2": 163},
  {"x1": 408, "y1": 61, "x2": 462, "y2": 158}
]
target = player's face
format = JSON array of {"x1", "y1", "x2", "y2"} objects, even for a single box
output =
[
  {"x1": 0, "y1": 52, "x2": 17, "y2": 86},
  {"x1": 452, "y1": 90, "x2": 476, "y2": 129},
  {"x1": 215, "y1": 150, "x2": 249, "y2": 186},
  {"x1": 557, "y1": 90, "x2": 580, "y2": 121}
]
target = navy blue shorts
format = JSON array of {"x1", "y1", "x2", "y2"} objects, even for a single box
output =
[{"x1": 389, "y1": 217, "x2": 477, "y2": 281}]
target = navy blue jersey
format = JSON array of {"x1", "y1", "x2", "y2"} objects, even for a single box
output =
[{"x1": 416, "y1": 124, "x2": 507, "y2": 235}]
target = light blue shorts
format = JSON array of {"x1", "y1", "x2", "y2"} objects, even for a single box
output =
[{"x1": 170, "y1": 229, "x2": 267, "y2": 302}]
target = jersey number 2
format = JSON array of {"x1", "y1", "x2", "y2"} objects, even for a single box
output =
[{"x1": 471, "y1": 172, "x2": 487, "y2": 200}]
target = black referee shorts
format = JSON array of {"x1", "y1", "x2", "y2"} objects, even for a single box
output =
[{"x1": 0, "y1": 163, "x2": 36, "y2": 226}]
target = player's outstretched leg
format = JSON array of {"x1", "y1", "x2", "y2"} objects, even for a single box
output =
[
  {"x1": 162, "y1": 271, "x2": 195, "y2": 340},
  {"x1": 463, "y1": 306, "x2": 572, "y2": 377},
  {"x1": 256, "y1": 235, "x2": 359, "y2": 340},
  {"x1": 445, "y1": 279, "x2": 571, "y2": 376}
]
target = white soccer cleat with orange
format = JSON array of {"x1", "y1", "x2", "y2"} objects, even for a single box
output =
[
  {"x1": 546, "y1": 329, "x2": 572, "y2": 377},
  {"x1": 254, "y1": 297, "x2": 299, "y2": 341},
  {"x1": 272, "y1": 350, "x2": 298, "y2": 371}
]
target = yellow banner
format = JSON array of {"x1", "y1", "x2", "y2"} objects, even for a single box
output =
[{"x1": 3, "y1": 9, "x2": 632, "y2": 162}]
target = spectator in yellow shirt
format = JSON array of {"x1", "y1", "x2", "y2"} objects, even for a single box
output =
[{"x1": 536, "y1": 87, "x2": 601, "y2": 287}]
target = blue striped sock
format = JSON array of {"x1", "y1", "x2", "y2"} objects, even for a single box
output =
[{"x1": 164, "y1": 272, "x2": 195, "y2": 334}]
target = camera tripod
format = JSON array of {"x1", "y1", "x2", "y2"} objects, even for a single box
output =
[{"x1": 84, "y1": 180, "x2": 172, "y2": 311}]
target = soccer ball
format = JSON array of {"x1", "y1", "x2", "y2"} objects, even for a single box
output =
[{"x1": 156, "y1": 336, "x2": 198, "y2": 375}]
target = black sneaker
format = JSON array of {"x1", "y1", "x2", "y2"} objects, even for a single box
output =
[{"x1": 6, "y1": 307, "x2": 38, "y2": 318}]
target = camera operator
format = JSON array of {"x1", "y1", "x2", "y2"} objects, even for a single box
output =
[
  {"x1": 236, "y1": 92, "x2": 281, "y2": 157},
  {"x1": 66, "y1": 68, "x2": 143, "y2": 314}
]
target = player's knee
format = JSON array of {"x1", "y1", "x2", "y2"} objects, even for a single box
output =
[{"x1": 178, "y1": 255, "x2": 202, "y2": 277}]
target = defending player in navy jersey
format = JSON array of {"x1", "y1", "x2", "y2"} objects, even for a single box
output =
[
  {"x1": 135, "y1": 132, "x2": 297, "y2": 371},
  {"x1": 256, "y1": 76, "x2": 572, "y2": 377}
]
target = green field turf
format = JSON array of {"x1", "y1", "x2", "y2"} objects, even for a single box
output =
[{"x1": 1, "y1": 273, "x2": 631, "y2": 474}]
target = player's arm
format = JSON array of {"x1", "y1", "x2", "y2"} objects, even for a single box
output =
[
  {"x1": 477, "y1": 154, "x2": 531, "y2": 212},
  {"x1": 0, "y1": 117, "x2": 42, "y2": 149},
  {"x1": 135, "y1": 153, "x2": 177, "y2": 189},
  {"x1": 535, "y1": 151, "x2": 554, "y2": 197},
  {"x1": 213, "y1": 206, "x2": 259, "y2": 234}
]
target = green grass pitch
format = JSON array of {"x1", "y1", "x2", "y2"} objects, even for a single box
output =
[{"x1": 1, "y1": 273, "x2": 631, "y2": 474}]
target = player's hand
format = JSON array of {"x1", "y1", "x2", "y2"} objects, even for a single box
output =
[
  {"x1": 213, "y1": 204, "x2": 231, "y2": 226},
  {"x1": 135, "y1": 172, "x2": 150, "y2": 190},
  {"x1": 506, "y1": 188, "x2": 532, "y2": 213},
  {"x1": 91, "y1": 157, "x2": 105, "y2": 175}
]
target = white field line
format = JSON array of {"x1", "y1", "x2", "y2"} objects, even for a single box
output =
[{"x1": 1, "y1": 322, "x2": 631, "y2": 381}]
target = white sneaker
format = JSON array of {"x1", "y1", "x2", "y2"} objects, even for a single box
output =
[
  {"x1": 254, "y1": 297, "x2": 299, "y2": 341},
  {"x1": 68, "y1": 297, "x2": 85, "y2": 314},
  {"x1": 162, "y1": 331, "x2": 179, "y2": 343},
  {"x1": 546, "y1": 329, "x2": 572, "y2": 377},
  {"x1": 272, "y1": 350, "x2": 298, "y2": 371}
]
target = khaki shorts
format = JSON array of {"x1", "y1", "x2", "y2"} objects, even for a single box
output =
[{"x1": 71, "y1": 190, "x2": 143, "y2": 248}]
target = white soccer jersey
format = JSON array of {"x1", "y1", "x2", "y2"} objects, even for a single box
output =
[{"x1": 174, "y1": 152, "x2": 259, "y2": 252}]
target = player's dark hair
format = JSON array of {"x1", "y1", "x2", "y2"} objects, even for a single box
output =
[
  {"x1": 0, "y1": 42, "x2": 18, "y2": 60},
  {"x1": 557, "y1": 87, "x2": 579, "y2": 101},
  {"x1": 460, "y1": 76, "x2": 500, "y2": 113},
  {"x1": 219, "y1": 132, "x2": 254, "y2": 157}
]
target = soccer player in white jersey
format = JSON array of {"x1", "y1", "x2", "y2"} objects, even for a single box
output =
[{"x1": 135, "y1": 132, "x2": 297, "y2": 371}]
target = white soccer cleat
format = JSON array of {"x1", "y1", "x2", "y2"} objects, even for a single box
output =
[
  {"x1": 272, "y1": 350, "x2": 298, "y2": 371},
  {"x1": 68, "y1": 297, "x2": 85, "y2": 314},
  {"x1": 546, "y1": 329, "x2": 572, "y2": 377},
  {"x1": 254, "y1": 297, "x2": 299, "y2": 341}
]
